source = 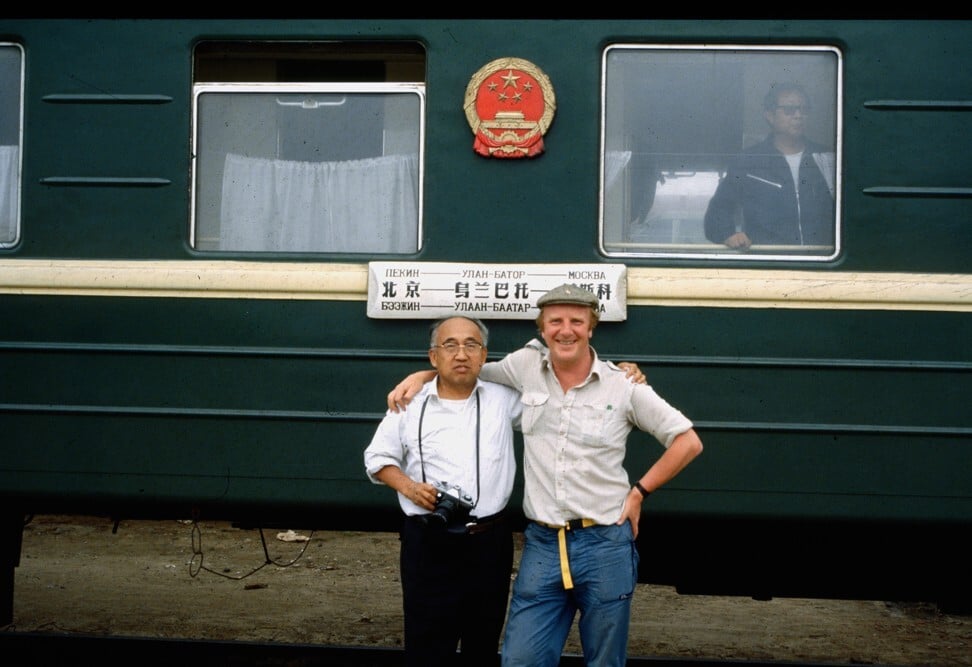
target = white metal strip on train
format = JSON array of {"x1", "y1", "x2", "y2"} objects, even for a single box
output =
[{"x1": 0, "y1": 259, "x2": 969, "y2": 313}]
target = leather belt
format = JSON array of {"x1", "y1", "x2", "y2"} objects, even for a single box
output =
[
  {"x1": 536, "y1": 519, "x2": 597, "y2": 532},
  {"x1": 465, "y1": 511, "x2": 507, "y2": 535},
  {"x1": 534, "y1": 519, "x2": 597, "y2": 589}
]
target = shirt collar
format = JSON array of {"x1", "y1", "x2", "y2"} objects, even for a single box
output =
[
  {"x1": 424, "y1": 377, "x2": 484, "y2": 401},
  {"x1": 533, "y1": 339, "x2": 603, "y2": 382}
]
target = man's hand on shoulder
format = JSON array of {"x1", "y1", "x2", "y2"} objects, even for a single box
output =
[
  {"x1": 386, "y1": 370, "x2": 435, "y2": 412},
  {"x1": 617, "y1": 361, "x2": 647, "y2": 385}
]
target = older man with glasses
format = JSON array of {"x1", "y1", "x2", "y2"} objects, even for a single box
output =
[
  {"x1": 704, "y1": 81, "x2": 836, "y2": 250},
  {"x1": 364, "y1": 315, "x2": 522, "y2": 667}
]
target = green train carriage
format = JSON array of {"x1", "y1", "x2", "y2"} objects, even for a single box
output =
[{"x1": 0, "y1": 19, "x2": 969, "y2": 623}]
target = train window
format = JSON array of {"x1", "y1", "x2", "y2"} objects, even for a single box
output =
[
  {"x1": 190, "y1": 42, "x2": 425, "y2": 254},
  {"x1": 0, "y1": 43, "x2": 23, "y2": 249},
  {"x1": 600, "y1": 45, "x2": 841, "y2": 261}
]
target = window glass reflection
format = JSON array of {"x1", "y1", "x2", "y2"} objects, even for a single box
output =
[
  {"x1": 192, "y1": 87, "x2": 423, "y2": 253},
  {"x1": 601, "y1": 45, "x2": 840, "y2": 261},
  {"x1": 190, "y1": 41, "x2": 425, "y2": 254},
  {"x1": 0, "y1": 43, "x2": 23, "y2": 249}
]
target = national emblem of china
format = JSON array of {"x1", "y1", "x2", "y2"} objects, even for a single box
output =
[{"x1": 464, "y1": 57, "x2": 556, "y2": 158}]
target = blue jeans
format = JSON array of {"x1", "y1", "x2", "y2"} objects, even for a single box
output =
[{"x1": 501, "y1": 521, "x2": 639, "y2": 667}]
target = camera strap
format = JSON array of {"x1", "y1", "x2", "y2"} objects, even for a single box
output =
[{"x1": 416, "y1": 391, "x2": 481, "y2": 510}]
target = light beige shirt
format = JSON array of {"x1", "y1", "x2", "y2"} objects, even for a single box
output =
[{"x1": 480, "y1": 339, "x2": 693, "y2": 526}]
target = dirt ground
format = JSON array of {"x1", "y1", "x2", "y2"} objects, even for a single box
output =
[{"x1": 4, "y1": 515, "x2": 971, "y2": 665}]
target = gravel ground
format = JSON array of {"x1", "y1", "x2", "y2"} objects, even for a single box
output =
[{"x1": 4, "y1": 515, "x2": 971, "y2": 666}]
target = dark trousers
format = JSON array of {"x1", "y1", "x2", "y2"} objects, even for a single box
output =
[{"x1": 400, "y1": 514, "x2": 513, "y2": 667}]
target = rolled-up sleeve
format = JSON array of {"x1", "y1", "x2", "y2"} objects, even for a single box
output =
[
  {"x1": 629, "y1": 384, "x2": 694, "y2": 447},
  {"x1": 363, "y1": 410, "x2": 405, "y2": 484}
]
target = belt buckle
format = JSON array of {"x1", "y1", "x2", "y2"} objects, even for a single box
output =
[{"x1": 565, "y1": 518, "x2": 594, "y2": 531}]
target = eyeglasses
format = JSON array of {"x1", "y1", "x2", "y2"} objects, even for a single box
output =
[
  {"x1": 432, "y1": 342, "x2": 484, "y2": 355},
  {"x1": 776, "y1": 105, "x2": 810, "y2": 116}
]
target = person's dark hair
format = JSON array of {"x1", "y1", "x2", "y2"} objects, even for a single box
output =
[
  {"x1": 763, "y1": 82, "x2": 810, "y2": 112},
  {"x1": 428, "y1": 316, "x2": 489, "y2": 348}
]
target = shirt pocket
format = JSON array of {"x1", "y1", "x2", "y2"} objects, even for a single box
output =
[
  {"x1": 519, "y1": 391, "x2": 549, "y2": 435},
  {"x1": 580, "y1": 400, "x2": 626, "y2": 447}
]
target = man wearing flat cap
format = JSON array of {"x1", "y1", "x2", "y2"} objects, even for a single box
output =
[
  {"x1": 536, "y1": 282, "x2": 600, "y2": 308},
  {"x1": 387, "y1": 283, "x2": 703, "y2": 667}
]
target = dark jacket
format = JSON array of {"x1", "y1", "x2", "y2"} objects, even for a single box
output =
[{"x1": 704, "y1": 136, "x2": 835, "y2": 247}]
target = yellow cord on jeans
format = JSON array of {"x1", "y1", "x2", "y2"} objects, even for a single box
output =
[{"x1": 535, "y1": 519, "x2": 597, "y2": 590}]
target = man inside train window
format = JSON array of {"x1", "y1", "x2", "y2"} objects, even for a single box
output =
[
  {"x1": 599, "y1": 45, "x2": 840, "y2": 260},
  {"x1": 703, "y1": 82, "x2": 836, "y2": 251}
]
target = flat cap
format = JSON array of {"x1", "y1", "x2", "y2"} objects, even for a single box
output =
[{"x1": 536, "y1": 283, "x2": 599, "y2": 308}]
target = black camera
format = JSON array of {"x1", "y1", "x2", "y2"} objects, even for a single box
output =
[{"x1": 422, "y1": 481, "x2": 474, "y2": 532}]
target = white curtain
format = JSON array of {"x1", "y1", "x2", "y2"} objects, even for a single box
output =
[
  {"x1": 0, "y1": 145, "x2": 18, "y2": 246},
  {"x1": 604, "y1": 150, "x2": 632, "y2": 191},
  {"x1": 219, "y1": 152, "x2": 419, "y2": 253}
]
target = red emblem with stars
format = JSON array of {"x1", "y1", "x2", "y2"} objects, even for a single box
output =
[{"x1": 464, "y1": 57, "x2": 556, "y2": 158}]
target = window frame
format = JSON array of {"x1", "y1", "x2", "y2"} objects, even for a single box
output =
[
  {"x1": 598, "y1": 43, "x2": 843, "y2": 263},
  {"x1": 0, "y1": 42, "x2": 25, "y2": 250},
  {"x1": 189, "y1": 40, "x2": 426, "y2": 256}
]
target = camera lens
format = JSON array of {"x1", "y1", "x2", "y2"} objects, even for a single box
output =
[
  {"x1": 434, "y1": 496, "x2": 457, "y2": 520},
  {"x1": 419, "y1": 484, "x2": 473, "y2": 532},
  {"x1": 429, "y1": 510, "x2": 448, "y2": 524}
]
